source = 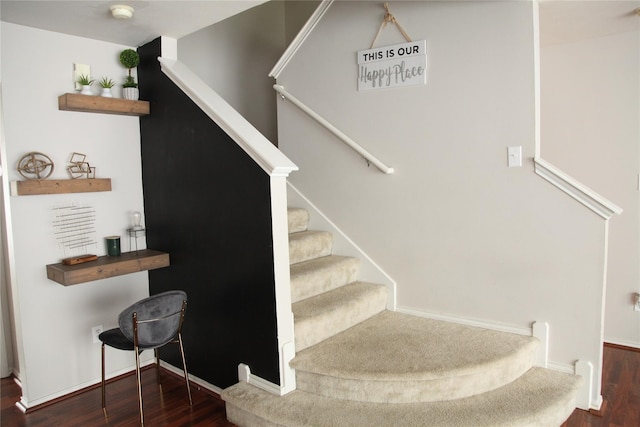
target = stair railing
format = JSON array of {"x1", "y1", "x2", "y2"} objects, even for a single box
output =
[
  {"x1": 533, "y1": 157, "x2": 622, "y2": 219},
  {"x1": 273, "y1": 84, "x2": 395, "y2": 175}
]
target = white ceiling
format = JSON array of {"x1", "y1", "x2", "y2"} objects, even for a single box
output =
[
  {"x1": 0, "y1": 1, "x2": 638, "y2": 48},
  {"x1": 0, "y1": 1, "x2": 269, "y2": 47}
]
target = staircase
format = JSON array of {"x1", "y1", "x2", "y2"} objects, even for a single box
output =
[{"x1": 221, "y1": 208, "x2": 582, "y2": 426}]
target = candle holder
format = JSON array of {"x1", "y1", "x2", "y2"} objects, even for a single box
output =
[{"x1": 127, "y1": 211, "x2": 145, "y2": 253}]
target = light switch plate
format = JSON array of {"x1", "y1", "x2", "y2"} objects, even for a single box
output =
[
  {"x1": 73, "y1": 63, "x2": 90, "y2": 91},
  {"x1": 508, "y1": 146, "x2": 522, "y2": 168}
]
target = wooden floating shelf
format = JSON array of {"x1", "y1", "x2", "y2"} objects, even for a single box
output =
[
  {"x1": 58, "y1": 93, "x2": 150, "y2": 116},
  {"x1": 46, "y1": 249, "x2": 170, "y2": 286},
  {"x1": 11, "y1": 178, "x2": 112, "y2": 196}
]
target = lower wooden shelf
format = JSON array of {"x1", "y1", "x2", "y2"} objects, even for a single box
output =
[
  {"x1": 11, "y1": 178, "x2": 111, "y2": 196},
  {"x1": 46, "y1": 249, "x2": 170, "y2": 286}
]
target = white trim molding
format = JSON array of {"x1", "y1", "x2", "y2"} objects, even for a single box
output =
[
  {"x1": 269, "y1": 0, "x2": 335, "y2": 79},
  {"x1": 395, "y1": 307, "x2": 533, "y2": 337},
  {"x1": 575, "y1": 360, "x2": 602, "y2": 411},
  {"x1": 534, "y1": 157, "x2": 623, "y2": 220},
  {"x1": 270, "y1": 176, "x2": 297, "y2": 394},
  {"x1": 237, "y1": 363, "x2": 286, "y2": 396},
  {"x1": 532, "y1": 321, "x2": 549, "y2": 368},
  {"x1": 160, "y1": 36, "x2": 177, "y2": 60},
  {"x1": 605, "y1": 339, "x2": 640, "y2": 350}
]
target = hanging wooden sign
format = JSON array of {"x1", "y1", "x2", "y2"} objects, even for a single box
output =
[{"x1": 357, "y1": 40, "x2": 427, "y2": 91}]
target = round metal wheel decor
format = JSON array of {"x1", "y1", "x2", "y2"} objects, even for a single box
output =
[{"x1": 17, "y1": 152, "x2": 55, "y2": 180}]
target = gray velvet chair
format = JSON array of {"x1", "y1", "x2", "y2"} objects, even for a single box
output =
[{"x1": 99, "y1": 290, "x2": 192, "y2": 426}]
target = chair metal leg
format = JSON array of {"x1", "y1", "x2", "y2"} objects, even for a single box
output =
[
  {"x1": 101, "y1": 343, "x2": 107, "y2": 417},
  {"x1": 134, "y1": 348, "x2": 144, "y2": 426},
  {"x1": 177, "y1": 333, "x2": 192, "y2": 405},
  {"x1": 155, "y1": 348, "x2": 161, "y2": 383}
]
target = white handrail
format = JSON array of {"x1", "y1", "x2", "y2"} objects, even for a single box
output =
[
  {"x1": 534, "y1": 157, "x2": 622, "y2": 220},
  {"x1": 273, "y1": 85, "x2": 394, "y2": 175}
]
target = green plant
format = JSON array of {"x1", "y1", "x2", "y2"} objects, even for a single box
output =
[
  {"x1": 119, "y1": 49, "x2": 140, "y2": 73},
  {"x1": 122, "y1": 75, "x2": 138, "y2": 89},
  {"x1": 98, "y1": 77, "x2": 116, "y2": 88},
  {"x1": 77, "y1": 74, "x2": 94, "y2": 86},
  {"x1": 119, "y1": 49, "x2": 140, "y2": 88}
]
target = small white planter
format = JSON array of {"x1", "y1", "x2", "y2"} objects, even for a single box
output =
[
  {"x1": 122, "y1": 87, "x2": 139, "y2": 100},
  {"x1": 80, "y1": 85, "x2": 92, "y2": 95},
  {"x1": 101, "y1": 88, "x2": 113, "y2": 98}
]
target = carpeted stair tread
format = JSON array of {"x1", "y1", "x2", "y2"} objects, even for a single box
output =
[
  {"x1": 293, "y1": 282, "x2": 387, "y2": 352},
  {"x1": 288, "y1": 208, "x2": 309, "y2": 233},
  {"x1": 293, "y1": 310, "x2": 537, "y2": 380},
  {"x1": 222, "y1": 367, "x2": 582, "y2": 427},
  {"x1": 291, "y1": 310, "x2": 539, "y2": 402},
  {"x1": 290, "y1": 255, "x2": 361, "y2": 303},
  {"x1": 289, "y1": 230, "x2": 333, "y2": 265}
]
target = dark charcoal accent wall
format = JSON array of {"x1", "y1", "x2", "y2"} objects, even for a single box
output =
[{"x1": 137, "y1": 38, "x2": 280, "y2": 387}]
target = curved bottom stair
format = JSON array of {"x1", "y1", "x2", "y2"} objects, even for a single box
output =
[
  {"x1": 221, "y1": 208, "x2": 582, "y2": 426},
  {"x1": 224, "y1": 366, "x2": 581, "y2": 427}
]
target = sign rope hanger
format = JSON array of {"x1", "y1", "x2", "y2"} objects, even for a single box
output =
[
  {"x1": 357, "y1": 2, "x2": 426, "y2": 91},
  {"x1": 370, "y1": 2, "x2": 413, "y2": 49}
]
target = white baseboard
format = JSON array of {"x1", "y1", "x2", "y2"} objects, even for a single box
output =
[
  {"x1": 575, "y1": 360, "x2": 600, "y2": 411},
  {"x1": 160, "y1": 360, "x2": 223, "y2": 395},
  {"x1": 238, "y1": 363, "x2": 284, "y2": 395},
  {"x1": 396, "y1": 306, "x2": 532, "y2": 336},
  {"x1": 605, "y1": 338, "x2": 640, "y2": 350},
  {"x1": 18, "y1": 357, "x2": 154, "y2": 410},
  {"x1": 150, "y1": 360, "x2": 288, "y2": 397}
]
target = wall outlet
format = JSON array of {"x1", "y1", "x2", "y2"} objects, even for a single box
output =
[
  {"x1": 634, "y1": 293, "x2": 640, "y2": 312},
  {"x1": 92, "y1": 325, "x2": 103, "y2": 344}
]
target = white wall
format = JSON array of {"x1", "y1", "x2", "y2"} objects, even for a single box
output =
[
  {"x1": 541, "y1": 30, "x2": 640, "y2": 348},
  {"x1": 1, "y1": 23, "x2": 151, "y2": 407},
  {"x1": 284, "y1": 1, "x2": 321, "y2": 44},
  {"x1": 177, "y1": 1, "x2": 287, "y2": 144},
  {"x1": 276, "y1": 0, "x2": 608, "y2": 407}
]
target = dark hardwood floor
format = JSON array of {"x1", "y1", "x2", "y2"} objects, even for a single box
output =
[
  {"x1": 562, "y1": 344, "x2": 640, "y2": 427},
  {"x1": 2, "y1": 344, "x2": 638, "y2": 426},
  {"x1": 1, "y1": 366, "x2": 236, "y2": 426}
]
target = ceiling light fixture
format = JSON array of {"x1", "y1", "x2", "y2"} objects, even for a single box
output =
[{"x1": 110, "y1": 5, "x2": 134, "y2": 20}]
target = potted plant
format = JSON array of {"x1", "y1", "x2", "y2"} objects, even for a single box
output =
[
  {"x1": 98, "y1": 77, "x2": 116, "y2": 98},
  {"x1": 119, "y1": 49, "x2": 140, "y2": 100},
  {"x1": 77, "y1": 74, "x2": 94, "y2": 95}
]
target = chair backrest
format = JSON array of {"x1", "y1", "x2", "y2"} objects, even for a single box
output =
[{"x1": 118, "y1": 290, "x2": 187, "y2": 348}]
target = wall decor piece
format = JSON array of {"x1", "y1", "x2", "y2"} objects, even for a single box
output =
[
  {"x1": 357, "y1": 3, "x2": 426, "y2": 91},
  {"x1": 357, "y1": 40, "x2": 427, "y2": 91},
  {"x1": 52, "y1": 203, "x2": 97, "y2": 254},
  {"x1": 17, "y1": 152, "x2": 54, "y2": 180},
  {"x1": 67, "y1": 152, "x2": 96, "y2": 179}
]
